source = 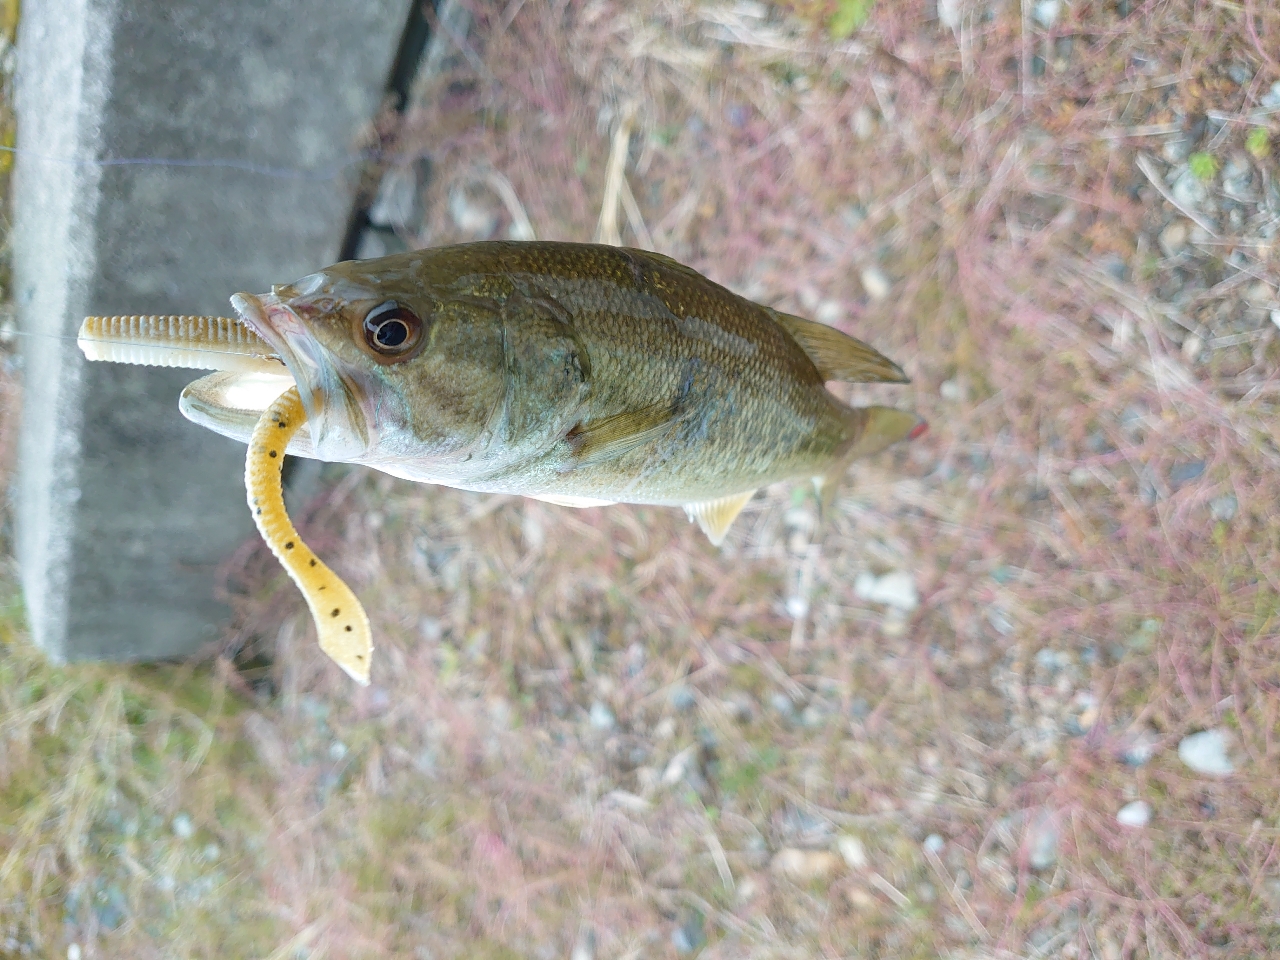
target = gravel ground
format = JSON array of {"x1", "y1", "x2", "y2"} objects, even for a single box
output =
[{"x1": 2, "y1": 1, "x2": 1280, "y2": 958}]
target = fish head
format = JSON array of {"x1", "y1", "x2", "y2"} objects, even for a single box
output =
[{"x1": 230, "y1": 253, "x2": 506, "y2": 464}]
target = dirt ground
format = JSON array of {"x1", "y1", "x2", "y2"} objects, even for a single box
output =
[{"x1": 3, "y1": 1, "x2": 1280, "y2": 957}]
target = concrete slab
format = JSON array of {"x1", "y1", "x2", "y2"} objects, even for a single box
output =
[{"x1": 14, "y1": 0, "x2": 412, "y2": 660}]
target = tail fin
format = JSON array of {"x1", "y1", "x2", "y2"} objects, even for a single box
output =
[{"x1": 815, "y1": 406, "x2": 926, "y2": 521}]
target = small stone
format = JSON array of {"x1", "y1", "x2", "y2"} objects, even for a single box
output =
[
  {"x1": 815, "y1": 299, "x2": 843, "y2": 325},
  {"x1": 854, "y1": 570, "x2": 919, "y2": 612},
  {"x1": 1068, "y1": 466, "x2": 1092, "y2": 487},
  {"x1": 1032, "y1": 0, "x2": 1060, "y2": 28},
  {"x1": 202, "y1": 843, "x2": 220, "y2": 861},
  {"x1": 1161, "y1": 137, "x2": 1192, "y2": 163},
  {"x1": 662, "y1": 745, "x2": 698, "y2": 785},
  {"x1": 588, "y1": 701, "x2": 616, "y2": 731},
  {"x1": 1263, "y1": 80, "x2": 1280, "y2": 109},
  {"x1": 785, "y1": 594, "x2": 810, "y2": 619},
  {"x1": 837, "y1": 834, "x2": 869, "y2": 870},
  {"x1": 668, "y1": 685, "x2": 697, "y2": 712},
  {"x1": 1157, "y1": 221, "x2": 1189, "y2": 257},
  {"x1": 1116, "y1": 800, "x2": 1151, "y2": 828},
  {"x1": 328, "y1": 740, "x2": 348, "y2": 761},
  {"x1": 1210, "y1": 494, "x2": 1237, "y2": 522},
  {"x1": 923, "y1": 833, "x2": 945, "y2": 855},
  {"x1": 1027, "y1": 811, "x2": 1058, "y2": 871},
  {"x1": 1066, "y1": 691, "x2": 1099, "y2": 734},
  {"x1": 1169, "y1": 168, "x2": 1208, "y2": 209},
  {"x1": 846, "y1": 886, "x2": 876, "y2": 909},
  {"x1": 851, "y1": 106, "x2": 876, "y2": 141},
  {"x1": 1227, "y1": 62, "x2": 1252, "y2": 85},
  {"x1": 571, "y1": 933, "x2": 594, "y2": 960},
  {"x1": 859, "y1": 266, "x2": 892, "y2": 302},
  {"x1": 880, "y1": 609, "x2": 910, "y2": 638},
  {"x1": 1181, "y1": 334, "x2": 1203, "y2": 362},
  {"x1": 172, "y1": 813, "x2": 194, "y2": 840},
  {"x1": 1246, "y1": 282, "x2": 1275, "y2": 305},
  {"x1": 654, "y1": 717, "x2": 676, "y2": 740},
  {"x1": 1271, "y1": 309, "x2": 1280, "y2": 331},
  {"x1": 769, "y1": 692, "x2": 795, "y2": 717},
  {"x1": 1179, "y1": 729, "x2": 1235, "y2": 776},
  {"x1": 671, "y1": 913, "x2": 706, "y2": 955},
  {"x1": 68, "y1": 945, "x2": 82, "y2": 960},
  {"x1": 1222, "y1": 154, "x2": 1255, "y2": 201},
  {"x1": 1169, "y1": 460, "x2": 1205, "y2": 487},
  {"x1": 939, "y1": 378, "x2": 965, "y2": 402},
  {"x1": 1121, "y1": 727, "x2": 1159, "y2": 766},
  {"x1": 771, "y1": 848, "x2": 841, "y2": 882},
  {"x1": 800, "y1": 703, "x2": 826, "y2": 727},
  {"x1": 938, "y1": 0, "x2": 962, "y2": 29}
]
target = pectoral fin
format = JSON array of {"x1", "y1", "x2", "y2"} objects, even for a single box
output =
[
  {"x1": 567, "y1": 403, "x2": 678, "y2": 467},
  {"x1": 684, "y1": 489, "x2": 757, "y2": 546},
  {"x1": 768, "y1": 308, "x2": 908, "y2": 384}
]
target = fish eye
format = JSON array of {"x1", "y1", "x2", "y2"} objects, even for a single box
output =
[{"x1": 361, "y1": 301, "x2": 424, "y2": 360}]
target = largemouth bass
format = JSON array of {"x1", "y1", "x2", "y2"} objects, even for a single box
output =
[
  {"x1": 178, "y1": 241, "x2": 921, "y2": 539},
  {"x1": 79, "y1": 241, "x2": 923, "y2": 682}
]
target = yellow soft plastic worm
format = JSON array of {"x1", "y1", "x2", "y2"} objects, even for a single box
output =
[{"x1": 245, "y1": 386, "x2": 373, "y2": 684}]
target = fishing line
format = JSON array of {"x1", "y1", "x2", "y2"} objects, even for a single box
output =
[{"x1": 0, "y1": 143, "x2": 432, "y2": 182}]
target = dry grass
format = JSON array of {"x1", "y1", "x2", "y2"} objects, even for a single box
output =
[{"x1": 3, "y1": 0, "x2": 1280, "y2": 957}]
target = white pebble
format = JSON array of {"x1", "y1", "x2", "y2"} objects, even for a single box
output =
[
  {"x1": 923, "y1": 833, "x2": 945, "y2": 855},
  {"x1": 589, "y1": 701, "x2": 616, "y2": 731},
  {"x1": 851, "y1": 106, "x2": 876, "y2": 141},
  {"x1": 859, "y1": 266, "x2": 892, "y2": 302},
  {"x1": 854, "y1": 570, "x2": 919, "y2": 612},
  {"x1": 1157, "y1": 221, "x2": 1188, "y2": 257},
  {"x1": 68, "y1": 945, "x2": 82, "y2": 960},
  {"x1": 1116, "y1": 800, "x2": 1151, "y2": 828},
  {"x1": 939, "y1": 378, "x2": 965, "y2": 402},
  {"x1": 837, "y1": 834, "x2": 868, "y2": 870},
  {"x1": 815, "y1": 299, "x2": 843, "y2": 325},
  {"x1": 938, "y1": 0, "x2": 963, "y2": 29},
  {"x1": 1178, "y1": 729, "x2": 1235, "y2": 777},
  {"x1": 785, "y1": 595, "x2": 809, "y2": 619},
  {"x1": 1271, "y1": 308, "x2": 1280, "y2": 331},
  {"x1": 662, "y1": 745, "x2": 698, "y2": 785},
  {"x1": 1170, "y1": 169, "x2": 1208, "y2": 209},
  {"x1": 172, "y1": 813, "x2": 194, "y2": 840},
  {"x1": 1033, "y1": 0, "x2": 1061, "y2": 28}
]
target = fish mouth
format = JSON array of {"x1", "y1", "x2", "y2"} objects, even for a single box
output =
[{"x1": 230, "y1": 291, "x2": 371, "y2": 462}]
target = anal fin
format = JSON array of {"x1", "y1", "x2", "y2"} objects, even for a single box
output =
[{"x1": 684, "y1": 489, "x2": 757, "y2": 546}]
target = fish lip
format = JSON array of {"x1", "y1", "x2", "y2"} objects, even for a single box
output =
[{"x1": 230, "y1": 291, "x2": 371, "y2": 461}]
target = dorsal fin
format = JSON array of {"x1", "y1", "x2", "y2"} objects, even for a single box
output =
[
  {"x1": 767, "y1": 308, "x2": 908, "y2": 384},
  {"x1": 684, "y1": 489, "x2": 757, "y2": 545}
]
